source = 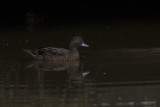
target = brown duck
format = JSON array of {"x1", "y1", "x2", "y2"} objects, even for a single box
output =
[{"x1": 23, "y1": 36, "x2": 89, "y2": 61}]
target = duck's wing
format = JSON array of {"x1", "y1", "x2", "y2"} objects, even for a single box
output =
[{"x1": 36, "y1": 47, "x2": 69, "y2": 56}]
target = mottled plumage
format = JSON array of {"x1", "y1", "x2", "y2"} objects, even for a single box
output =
[{"x1": 23, "y1": 36, "x2": 89, "y2": 61}]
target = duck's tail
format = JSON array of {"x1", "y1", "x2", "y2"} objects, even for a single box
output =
[{"x1": 23, "y1": 49, "x2": 35, "y2": 57}]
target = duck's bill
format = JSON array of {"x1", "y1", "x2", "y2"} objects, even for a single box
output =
[{"x1": 81, "y1": 43, "x2": 89, "y2": 47}]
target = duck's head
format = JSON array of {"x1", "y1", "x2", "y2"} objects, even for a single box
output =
[{"x1": 69, "y1": 36, "x2": 89, "y2": 50}]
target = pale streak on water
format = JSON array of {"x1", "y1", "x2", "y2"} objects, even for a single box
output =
[{"x1": 0, "y1": 22, "x2": 160, "y2": 107}]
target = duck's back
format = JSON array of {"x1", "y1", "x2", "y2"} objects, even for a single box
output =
[
  {"x1": 37, "y1": 47, "x2": 69, "y2": 56},
  {"x1": 31, "y1": 47, "x2": 79, "y2": 61}
]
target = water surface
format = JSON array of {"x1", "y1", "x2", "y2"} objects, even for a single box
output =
[{"x1": 0, "y1": 21, "x2": 160, "y2": 107}]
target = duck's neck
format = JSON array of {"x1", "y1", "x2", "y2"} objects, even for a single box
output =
[
  {"x1": 69, "y1": 47, "x2": 78, "y2": 53},
  {"x1": 69, "y1": 44, "x2": 78, "y2": 52},
  {"x1": 69, "y1": 47, "x2": 79, "y2": 59},
  {"x1": 69, "y1": 49, "x2": 79, "y2": 59}
]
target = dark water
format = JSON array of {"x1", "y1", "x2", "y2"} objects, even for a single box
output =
[{"x1": 1, "y1": 21, "x2": 160, "y2": 107}]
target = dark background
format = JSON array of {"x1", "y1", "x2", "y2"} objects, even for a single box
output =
[{"x1": 1, "y1": 0, "x2": 160, "y2": 25}]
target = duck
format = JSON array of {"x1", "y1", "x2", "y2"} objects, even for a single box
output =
[{"x1": 23, "y1": 36, "x2": 89, "y2": 61}]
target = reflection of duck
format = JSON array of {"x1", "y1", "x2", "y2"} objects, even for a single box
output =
[
  {"x1": 26, "y1": 60, "x2": 79, "y2": 71},
  {"x1": 23, "y1": 37, "x2": 89, "y2": 61},
  {"x1": 26, "y1": 60, "x2": 89, "y2": 83}
]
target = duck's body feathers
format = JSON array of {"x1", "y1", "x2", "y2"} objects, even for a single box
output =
[
  {"x1": 23, "y1": 36, "x2": 89, "y2": 61},
  {"x1": 36, "y1": 47, "x2": 69, "y2": 56},
  {"x1": 23, "y1": 47, "x2": 78, "y2": 61}
]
